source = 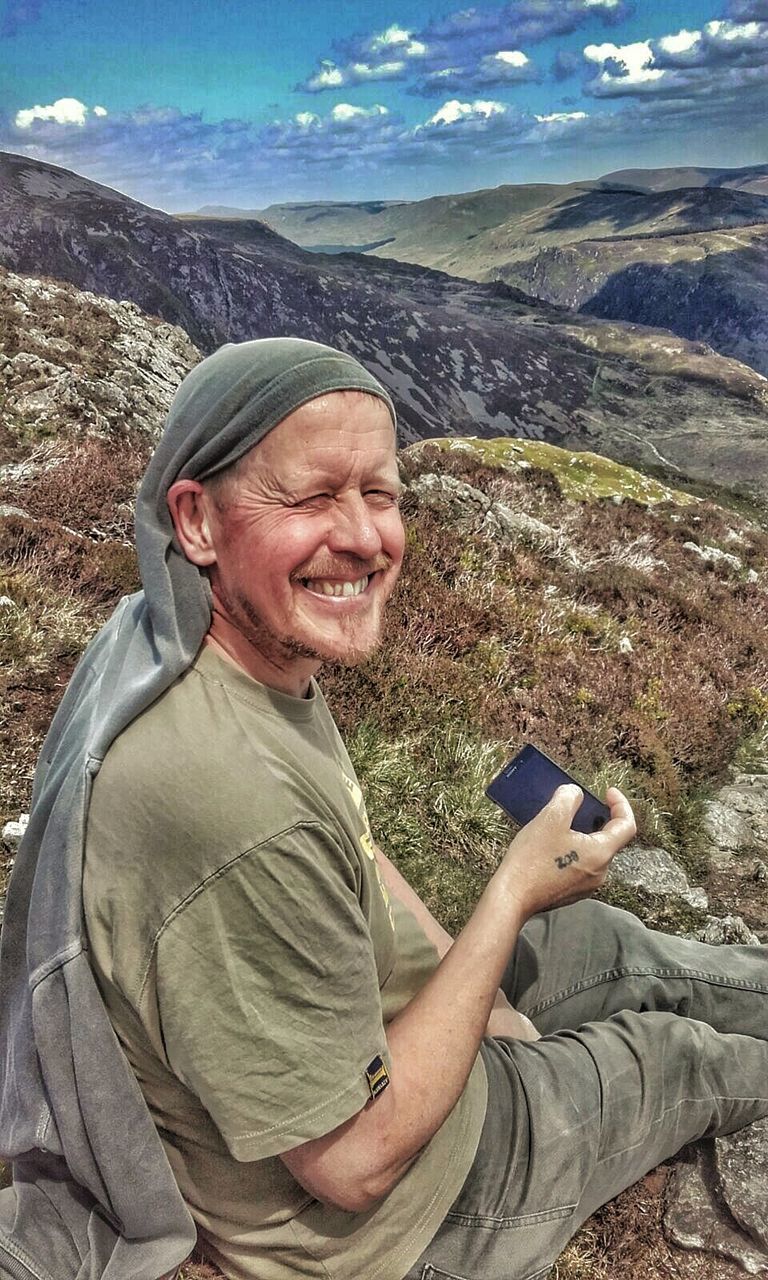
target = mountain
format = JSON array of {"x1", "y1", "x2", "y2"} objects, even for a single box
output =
[
  {"x1": 1, "y1": 150, "x2": 768, "y2": 502},
  {"x1": 490, "y1": 216, "x2": 768, "y2": 379},
  {"x1": 230, "y1": 168, "x2": 768, "y2": 378},
  {"x1": 598, "y1": 165, "x2": 768, "y2": 196},
  {"x1": 190, "y1": 166, "x2": 768, "y2": 253},
  {"x1": 196, "y1": 182, "x2": 593, "y2": 255}
]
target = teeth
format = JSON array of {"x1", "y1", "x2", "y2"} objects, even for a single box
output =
[{"x1": 305, "y1": 576, "x2": 369, "y2": 598}]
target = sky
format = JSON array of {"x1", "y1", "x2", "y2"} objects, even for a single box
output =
[{"x1": 0, "y1": 0, "x2": 766, "y2": 211}]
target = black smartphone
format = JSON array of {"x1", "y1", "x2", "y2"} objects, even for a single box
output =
[{"x1": 486, "y1": 744, "x2": 611, "y2": 835}]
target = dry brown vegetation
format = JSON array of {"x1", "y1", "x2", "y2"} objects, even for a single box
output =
[{"x1": 2, "y1": 424, "x2": 768, "y2": 1280}]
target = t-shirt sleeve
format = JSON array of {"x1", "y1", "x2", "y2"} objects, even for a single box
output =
[{"x1": 148, "y1": 822, "x2": 390, "y2": 1161}]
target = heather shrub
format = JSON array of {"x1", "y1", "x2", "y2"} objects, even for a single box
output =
[
  {"x1": 324, "y1": 443, "x2": 768, "y2": 911},
  {"x1": 4, "y1": 433, "x2": 150, "y2": 541}
]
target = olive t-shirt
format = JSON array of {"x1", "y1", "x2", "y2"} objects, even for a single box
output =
[{"x1": 83, "y1": 645, "x2": 487, "y2": 1280}]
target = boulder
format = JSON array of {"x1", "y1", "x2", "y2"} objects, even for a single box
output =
[
  {"x1": 702, "y1": 799, "x2": 756, "y2": 869},
  {"x1": 608, "y1": 843, "x2": 708, "y2": 911},
  {"x1": 716, "y1": 1120, "x2": 768, "y2": 1249},
  {"x1": 665, "y1": 1144, "x2": 768, "y2": 1275},
  {"x1": 698, "y1": 915, "x2": 762, "y2": 946},
  {"x1": 1, "y1": 814, "x2": 28, "y2": 852}
]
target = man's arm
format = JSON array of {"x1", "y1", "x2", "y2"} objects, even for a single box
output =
[
  {"x1": 281, "y1": 786, "x2": 635, "y2": 1213},
  {"x1": 374, "y1": 843, "x2": 540, "y2": 1042}
]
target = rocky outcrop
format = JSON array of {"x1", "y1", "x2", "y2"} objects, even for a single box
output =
[
  {"x1": 496, "y1": 225, "x2": 768, "y2": 379},
  {"x1": 705, "y1": 775, "x2": 768, "y2": 865},
  {"x1": 0, "y1": 266, "x2": 200, "y2": 448},
  {"x1": 408, "y1": 471, "x2": 567, "y2": 559},
  {"x1": 608, "y1": 843, "x2": 708, "y2": 912}
]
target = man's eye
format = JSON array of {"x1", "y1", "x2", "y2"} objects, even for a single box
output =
[
  {"x1": 366, "y1": 490, "x2": 399, "y2": 505},
  {"x1": 294, "y1": 493, "x2": 331, "y2": 507}
]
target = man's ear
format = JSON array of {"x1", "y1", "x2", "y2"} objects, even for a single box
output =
[{"x1": 166, "y1": 479, "x2": 217, "y2": 567}]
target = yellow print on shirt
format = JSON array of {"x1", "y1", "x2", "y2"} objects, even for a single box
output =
[{"x1": 340, "y1": 767, "x2": 395, "y2": 930}]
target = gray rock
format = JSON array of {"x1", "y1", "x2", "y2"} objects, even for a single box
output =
[
  {"x1": 718, "y1": 776, "x2": 768, "y2": 850},
  {"x1": 409, "y1": 473, "x2": 567, "y2": 557},
  {"x1": 682, "y1": 541, "x2": 743, "y2": 571},
  {"x1": 0, "y1": 266, "x2": 200, "y2": 448},
  {"x1": 716, "y1": 1119, "x2": 768, "y2": 1248},
  {"x1": 698, "y1": 915, "x2": 762, "y2": 946},
  {"x1": 0, "y1": 504, "x2": 31, "y2": 519},
  {"x1": 1, "y1": 815, "x2": 28, "y2": 852},
  {"x1": 608, "y1": 843, "x2": 708, "y2": 911},
  {"x1": 702, "y1": 800, "x2": 756, "y2": 868},
  {"x1": 665, "y1": 1146, "x2": 768, "y2": 1274}
]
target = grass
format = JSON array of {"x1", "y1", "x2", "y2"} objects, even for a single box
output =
[{"x1": 420, "y1": 435, "x2": 699, "y2": 506}]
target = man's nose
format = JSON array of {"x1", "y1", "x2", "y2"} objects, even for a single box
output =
[{"x1": 326, "y1": 493, "x2": 383, "y2": 558}]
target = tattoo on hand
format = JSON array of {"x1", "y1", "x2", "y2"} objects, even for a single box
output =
[{"x1": 555, "y1": 850, "x2": 579, "y2": 870}]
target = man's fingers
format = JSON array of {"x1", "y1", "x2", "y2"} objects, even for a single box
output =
[
  {"x1": 549, "y1": 783, "x2": 584, "y2": 823},
  {"x1": 600, "y1": 786, "x2": 636, "y2": 846}
]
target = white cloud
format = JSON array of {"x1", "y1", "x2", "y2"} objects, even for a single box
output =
[
  {"x1": 706, "y1": 18, "x2": 763, "y2": 39},
  {"x1": 14, "y1": 97, "x2": 105, "y2": 128},
  {"x1": 489, "y1": 49, "x2": 529, "y2": 67},
  {"x1": 427, "y1": 98, "x2": 506, "y2": 125},
  {"x1": 584, "y1": 40, "x2": 665, "y2": 88},
  {"x1": 305, "y1": 61, "x2": 345, "y2": 90},
  {"x1": 295, "y1": 111, "x2": 318, "y2": 128},
  {"x1": 331, "y1": 103, "x2": 389, "y2": 121},
  {"x1": 350, "y1": 59, "x2": 405, "y2": 80},
  {"x1": 658, "y1": 29, "x2": 701, "y2": 55},
  {"x1": 369, "y1": 23, "x2": 427, "y2": 58},
  {"x1": 535, "y1": 110, "x2": 588, "y2": 123}
]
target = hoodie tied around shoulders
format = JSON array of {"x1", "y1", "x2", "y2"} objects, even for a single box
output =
[{"x1": 0, "y1": 338, "x2": 396, "y2": 1280}]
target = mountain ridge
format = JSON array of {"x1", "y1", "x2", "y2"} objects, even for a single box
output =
[
  {"x1": 192, "y1": 166, "x2": 768, "y2": 381},
  {"x1": 1, "y1": 150, "x2": 767, "y2": 504}
]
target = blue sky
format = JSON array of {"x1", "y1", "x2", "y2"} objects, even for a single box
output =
[{"x1": 1, "y1": 0, "x2": 766, "y2": 210}]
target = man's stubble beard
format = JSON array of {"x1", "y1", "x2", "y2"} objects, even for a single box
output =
[{"x1": 225, "y1": 584, "x2": 388, "y2": 671}]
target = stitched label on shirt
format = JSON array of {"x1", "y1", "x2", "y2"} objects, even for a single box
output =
[{"x1": 366, "y1": 1055, "x2": 390, "y2": 1100}]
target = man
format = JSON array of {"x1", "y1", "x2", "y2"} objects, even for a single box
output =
[{"x1": 1, "y1": 338, "x2": 767, "y2": 1280}]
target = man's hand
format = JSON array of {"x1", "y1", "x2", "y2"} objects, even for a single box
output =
[{"x1": 498, "y1": 784, "x2": 635, "y2": 920}]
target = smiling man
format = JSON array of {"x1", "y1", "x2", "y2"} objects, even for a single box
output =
[{"x1": 2, "y1": 338, "x2": 768, "y2": 1280}]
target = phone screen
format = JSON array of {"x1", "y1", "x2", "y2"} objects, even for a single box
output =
[{"x1": 486, "y1": 745, "x2": 611, "y2": 834}]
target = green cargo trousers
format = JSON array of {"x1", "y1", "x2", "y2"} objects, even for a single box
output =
[{"x1": 405, "y1": 899, "x2": 768, "y2": 1280}]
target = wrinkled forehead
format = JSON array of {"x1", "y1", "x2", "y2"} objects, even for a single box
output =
[
  {"x1": 204, "y1": 388, "x2": 399, "y2": 499},
  {"x1": 237, "y1": 388, "x2": 396, "y2": 465}
]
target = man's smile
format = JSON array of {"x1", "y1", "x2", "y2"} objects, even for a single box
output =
[{"x1": 302, "y1": 575, "x2": 370, "y2": 598}]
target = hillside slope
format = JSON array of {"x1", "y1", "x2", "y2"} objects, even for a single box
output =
[
  {"x1": 1, "y1": 152, "x2": 768, "y2": 503},
  {"x1": 494, "y1": 221, "x2": 768, "y2": 378},
  {"x1": 242, "y1": 172, "x2": 768, "y2": 378}
]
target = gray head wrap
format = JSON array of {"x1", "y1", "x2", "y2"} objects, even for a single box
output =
[{"x1": 0, "y1": 338, "x2": 396, "y2": 1279}]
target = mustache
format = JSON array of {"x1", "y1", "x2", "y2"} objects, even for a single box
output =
[{"x1": 291, "y1": 553, "x2": 393, "y2": 581}]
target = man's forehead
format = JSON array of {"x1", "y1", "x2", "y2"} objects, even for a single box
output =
[{"x1": 239, "y1": 390, "x2": 396, "y2": 470}]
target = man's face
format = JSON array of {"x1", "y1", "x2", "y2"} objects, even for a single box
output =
[{"x1": 204, "y1": 390, "x2": 405, "y2": 680}]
